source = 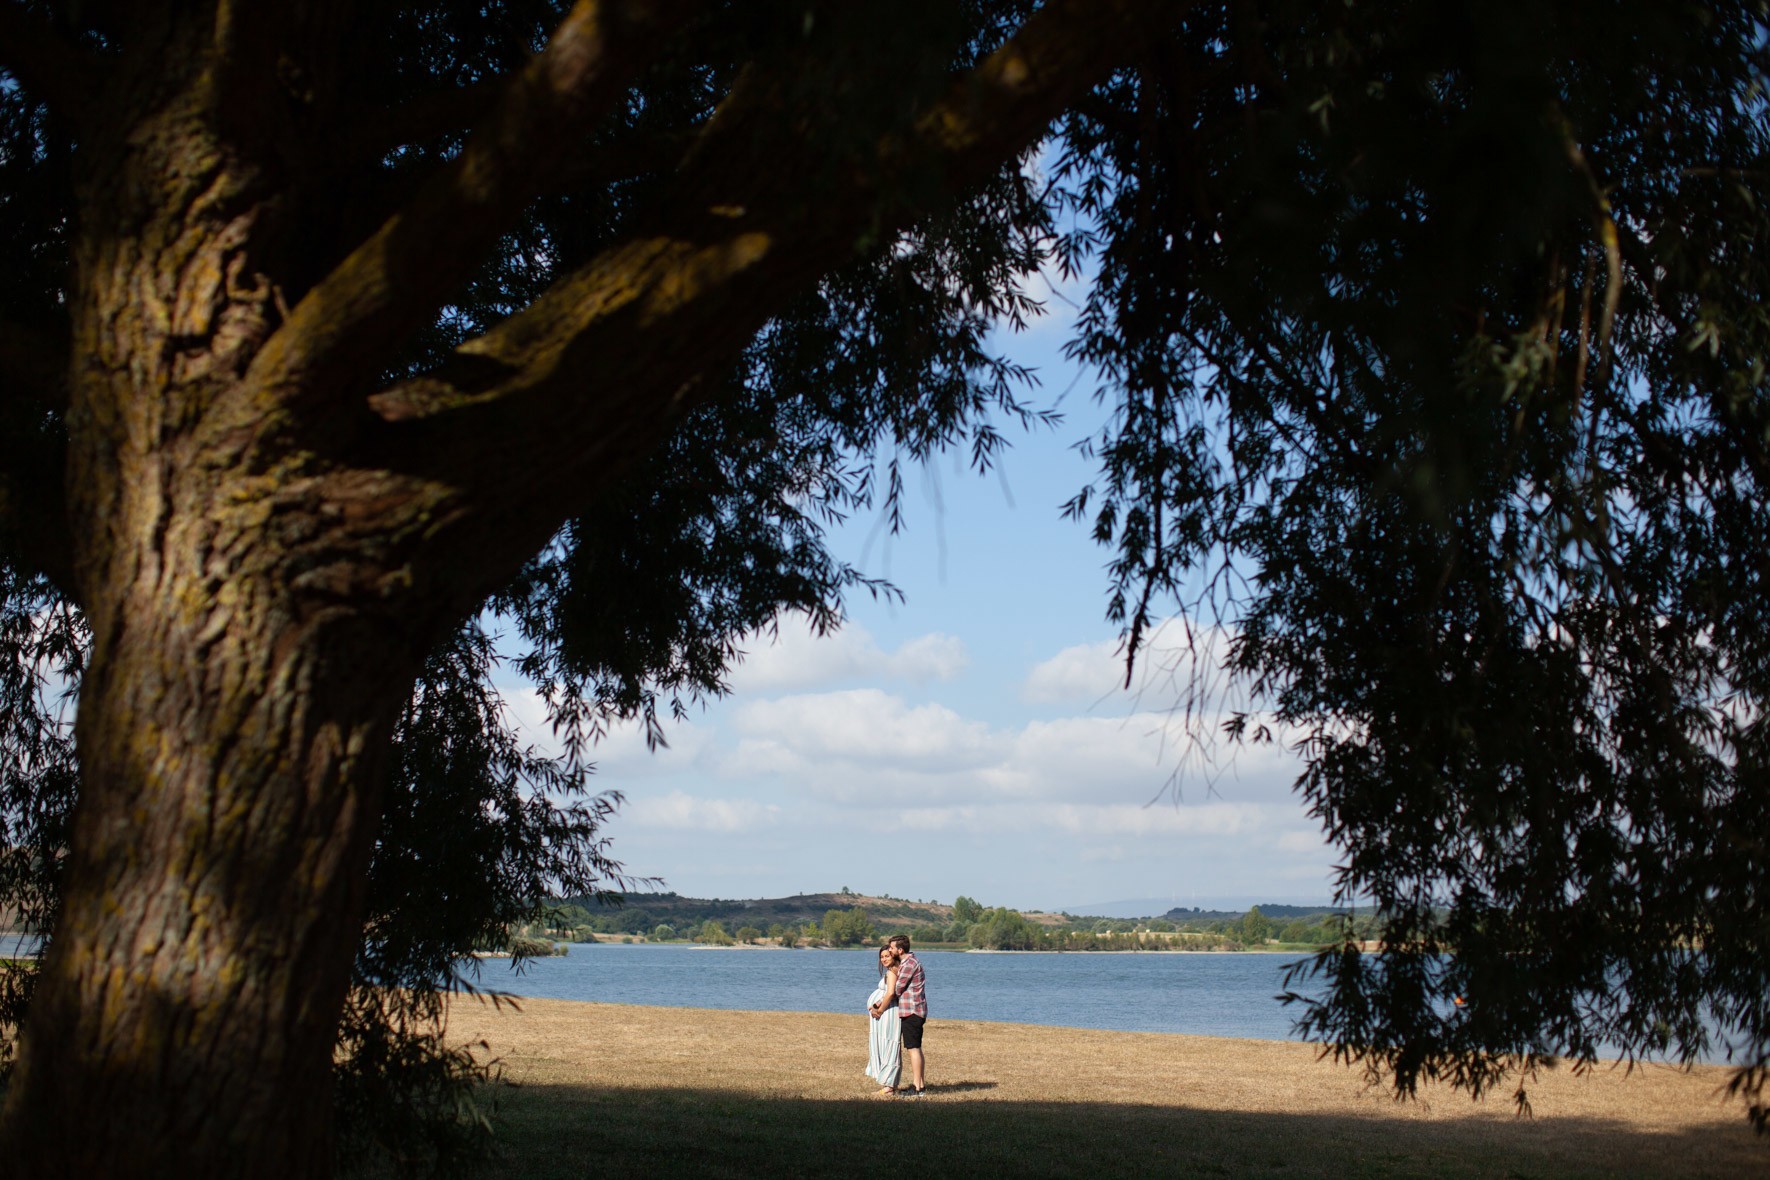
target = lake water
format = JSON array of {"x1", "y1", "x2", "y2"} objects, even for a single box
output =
[
  {"x1": 5, "y1": 934, "x2": 1736, "y2": 1059},
  {"x1": 467, "y1": 944, "x2": 1323, "y2": 1042}
]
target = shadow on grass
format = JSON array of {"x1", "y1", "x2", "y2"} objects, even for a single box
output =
[{"x1": 460, "y1": 1081, "x2": 1761, "y2": 1180}]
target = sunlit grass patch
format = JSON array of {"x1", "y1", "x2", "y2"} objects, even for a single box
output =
[{"x1": 419, "y1": 998, "x2": 1759, "y2": 1179}]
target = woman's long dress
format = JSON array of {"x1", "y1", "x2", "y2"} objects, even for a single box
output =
[{"x1": 865, "y1": 982, "x2": 901, "y2": 1089}]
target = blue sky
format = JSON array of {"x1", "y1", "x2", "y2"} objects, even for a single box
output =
[{"x1": 502, "y1": 273, "x2": 1342, "y2": 915}]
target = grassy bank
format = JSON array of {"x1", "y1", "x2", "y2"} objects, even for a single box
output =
[{"x1": 423, "y1": 998, "x2": 1760, "y2": 1179}]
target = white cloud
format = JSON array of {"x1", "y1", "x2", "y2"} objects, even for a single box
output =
[
  {"x1": 1045, "y1": 800, "x2": 1261, "y2": 837},
  {"x1": 724, "y1": 685, "x2": 1300, "y2": 809},
  {"x1": 564, "y1": 620, "x2": 1329, "y2": 898},
  {"x1": 668, "y1": 792, "x2": 1280, "y2": 843},
  {"x1": 996, "y1": 714, "x2": 1182, "y2": 800},
  {"x1": 1021, "y1": 618, "x2": 1243, "y2": 711},
  {"x1": 890, "y1": 632, "x2": 970, "y2": 681},
  {"x1": 499, "y1": 688, "x2": 564, "y2": 755},
  {"x1": 733, "y1": 689, "x2": 1000, "y2": 773},
  {"x1": 1274, "y1": 829, "x2": 1329, "y2": 854},
  {"x1": 589, "y1": 721, "x2": 714, "y2": 778},
  {"x1": 499, "y1": 689, "x2": 710, "y2": 777},
  {"x1": 1022, "y1": 639, "x2": 1126, "y2": 705},
  {"x1": 620, "y1": 790, "x2": 780, "y2": 832},
  {"x1": 727, "y1": 618, "x2": 968, "y2": 694},
  {"x1": 1275, "y1": 861, "x2": 1337, "y2": 883},
  {"x1": 862, "y1": 799, "x2": 1270, "y2": 838},
  {"x1": 895, "y1": 805, "x2": 983, "y2": 831}
]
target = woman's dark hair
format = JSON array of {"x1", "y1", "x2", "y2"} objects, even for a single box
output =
[{"x1": 877, "y1": 945, "x2": 891, "y2": 979}]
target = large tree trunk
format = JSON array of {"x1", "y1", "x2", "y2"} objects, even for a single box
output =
[
  {"x1": 1, "y1": 601, "x2": 407, "y2": 1177},
  {"x1": 0, "y1": 41, "x2": 439, "y2": 1175}
]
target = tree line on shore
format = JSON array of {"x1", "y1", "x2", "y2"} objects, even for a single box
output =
[{"x1": 511, "y1": 897, "x2": 1376, "y2": 953}]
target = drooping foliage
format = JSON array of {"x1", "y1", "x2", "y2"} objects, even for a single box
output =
[
  {"x1": 1054, "y1": 0, "x2": 1770, "y2": 1123},
  {"x1": 0, "y1": 571, "x2": 79, "y2": 1081}
]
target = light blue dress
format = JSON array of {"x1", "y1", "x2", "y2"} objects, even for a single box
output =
[{"x1": 865, "y1": 979, "x2": 901, "y2": 1089}]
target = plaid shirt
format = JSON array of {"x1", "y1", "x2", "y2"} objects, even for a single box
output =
[{"x1": 894, "y1": 950, "x2": 928, "y2": 1018}]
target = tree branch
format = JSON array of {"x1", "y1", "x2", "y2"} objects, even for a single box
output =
[
  {"x1": 559, "y1": 130, "x2": 699, "y2": 190},
  {"x1": 359, "y1": 0, "x2": 1173, "y2": 598},
  {"x1": 242, "y1": 0, "x2": 705, "y2": 415},
  {"x1": 0, "y1": 2, "x2": 105, "y2": 123}
]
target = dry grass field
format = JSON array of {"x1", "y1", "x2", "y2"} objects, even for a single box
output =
[{"x1": 431, "y1": 997, "x2": 1763, "y2": 1178}]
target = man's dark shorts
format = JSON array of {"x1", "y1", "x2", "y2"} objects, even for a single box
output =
[{"x1": 900, "y1": 1014, "x2": 926, "y2": 1050}]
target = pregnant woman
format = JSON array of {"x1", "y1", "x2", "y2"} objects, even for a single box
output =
[{"x1": 865, "y1": 945, "x2": 901, "y2": 1096}]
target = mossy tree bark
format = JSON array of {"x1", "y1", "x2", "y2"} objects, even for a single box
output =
[
  {"x1": 0, "y1": 1, "x2": 1160, "y2": 1173},
  {"x1": 0, "y1": 23, "x2": 446, "y2": 1171}
]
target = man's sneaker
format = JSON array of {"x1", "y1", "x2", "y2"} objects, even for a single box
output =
[{"x1": 901, "y1": 1087, "x2": 926, "y2": 1099}]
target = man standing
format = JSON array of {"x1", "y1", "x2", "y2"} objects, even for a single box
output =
[{"x1": 871, "y1": 934, "x2": 927, "y2": 1097}]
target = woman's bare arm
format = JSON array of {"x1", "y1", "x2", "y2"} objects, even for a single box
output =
[{"x1": 871, "y1": 967, "x2": 898, "y2": 1016}]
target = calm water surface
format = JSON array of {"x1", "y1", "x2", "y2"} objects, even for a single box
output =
[
  {"x1": 472, "y1": 944, "x2": 1321, "y2": 1041},
  {"x1": 4, "y1": 934, "x2": 1732, "y2": 1059}
]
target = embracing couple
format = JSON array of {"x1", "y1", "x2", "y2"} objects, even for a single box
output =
[{"x1": 865, "y1": 934, "x2": 928, "y2": 1098}]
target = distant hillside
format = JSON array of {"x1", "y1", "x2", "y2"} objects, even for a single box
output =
[
  {"x1": 558, "y1": 888, "x2": 1331, "y2": 934},
  {"x1": 1162, "y1": 903, "x2": 1358, "y2": 922},
  {"x1": 539, "y1": 889, "x2": 1367, "y2": 951},
  {"x1": 558, "y1": 890, "x2": 1071, "y2": 935},
  {"x1": 1068, "y1": 897, "x2": 1342, "y2": 919},
  {"x1": 565, "y1": 891, "x2": 951, "y2": 932}
]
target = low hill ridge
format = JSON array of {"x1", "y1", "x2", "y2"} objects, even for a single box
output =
[
  {"x1": 558, "y1": 889, "x2": 1345, "y2": 929},
  {"x1": 564, "y1": 890, "x2": 1063, "y2": 928}
]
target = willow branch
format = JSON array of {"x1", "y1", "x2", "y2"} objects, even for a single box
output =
[
  {"x1": 1560, "y1": 116, "x2": 1623, "y2": 390},
  {"x1": 1611, "y1": 218, "x2": 1770, "y2": 491},
  {"x1": 362, "y1": 0, "x2": 1172, "y2": 576},
  {"x1": 243, "y1": 0, "x2": 706, "y2": 413}
]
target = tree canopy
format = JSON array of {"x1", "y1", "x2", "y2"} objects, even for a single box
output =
[
  {"x1": 1050, "y1": 0, "x2": 1770, "y2": 1125},
  {"x1": 0, "y1": 0, "x2": 1766, "y2": 1173}
]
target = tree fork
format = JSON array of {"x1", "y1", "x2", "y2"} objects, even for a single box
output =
[{"x1": 0, "y1": 2, "x2": 1173, "y2": 1172}]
